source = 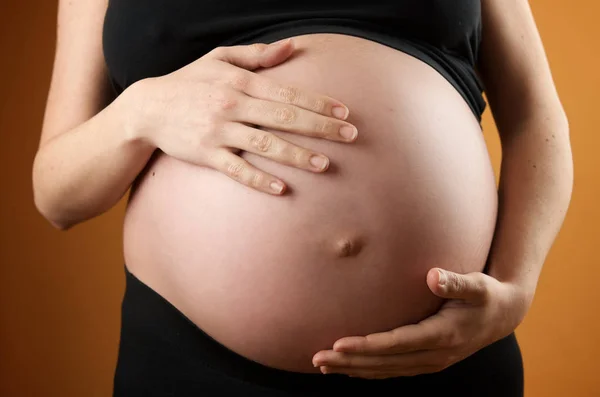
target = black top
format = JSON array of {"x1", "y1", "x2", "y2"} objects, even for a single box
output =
[{"x1": 103, "y1": 0, "x2": 486, "y2": 120}]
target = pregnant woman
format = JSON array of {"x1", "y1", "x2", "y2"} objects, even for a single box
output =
[{"x1": 33, "y1": 0, "x2": 573, "y2": 396}]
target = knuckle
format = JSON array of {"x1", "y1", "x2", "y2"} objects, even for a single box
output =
[
  {"x1": 226, "y1": 161, "x2": 245, "y2": 179},
  {"x1": 283, "y1": 146, "x2": 304, "y2": 166},
  {"x1": 365, "y1": 333, "x2": 385, "y2": 349},
  {"x1": 250, "y1": 172, "x2": 264, "y2": 188},
  {"x1": 202, "y1": 122, "x2": 223, "y2": 145},
  {"x1": 313, "y1": 97, "x2": 327, "y2": 113},
  {"x1": 278, "y1": 86, "x2": 300, "y2": 104},
  {"x1": 433, "y1": 334, "x2": 447, "y2": 349},
  {"x1": 249, "y1": 42, "x2": 268, "y2": 55},
  {"x1": 228, "y1": 71, "x2": 251, "y2": 91},
  {"x1": 448, "y1": 330, "x2": 463, "y2": 347},
  {"x1": 274, "y1": 106, "x2": 297, "y2": 124},
  {"x1": 344, "y1": 356, "x2": 355, "y2": 366},
  {"x1": 248, "y1": 133, "x2": 273, "y2": 152},
  {"x1": 475, "y1": 276, "x2": 490, "y2": 300},
  {"x1": 477, "y1": 276, "x2": 488, "y2": 291},
  {"x1": 448, "y1": 273, "x2": 463, "y2": 293},
  {"x1": 450, "y1": 333, "x2": 463, "y2": 348},
  {"x1": 221, "y1": 97, "x2": 239, "y2": 111},
  {"x1": 437, "y1": 331, "x2": 456, "y2": 348},
  {"x1": 316, "y1": 119, "x2": 335, "y2": 135},
  {"x1": 207, "y1": 46, "x2": 225, "y2": 58},
  {"x1": 481, "y1": 288, "x2": 492, "y2": 303},
  {"x1": 213, "y1": 91, "x2": 239, "y2": 112}
]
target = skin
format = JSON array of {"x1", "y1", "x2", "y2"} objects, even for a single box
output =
[
  {"x1": 121, "y1": 33, "x2": 499, "y2": 372},
  {"x1": 312, "y1": 0, "x2": 574, "y2": 378},
  {"x1": 33, "y1": 1, "x2": 357, "y2": 230},
  {"x1": 34, "y1": 0, "x2": 573, "y2": 381}
]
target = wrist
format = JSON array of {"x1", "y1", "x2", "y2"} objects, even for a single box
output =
[
  {"x1": 495, "y1": 274, "x2": 538, "y2": 305},
  {"x1": 487, "y1": 264, "x2": 538, "y2": 326},
  {"x1": 487, "y1": 258, "x2": 540, "y2": 305},
  {"x1": 116, "y1": 78, "x2": 157, "y2": 152},
  {"x1": 505, "y1": 279, "x2": 536, "y2": 325}
]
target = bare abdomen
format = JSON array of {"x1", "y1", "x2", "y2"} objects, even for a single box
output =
[{"x1": 122, "y1": 33, "x2": 498, "y2": 373}]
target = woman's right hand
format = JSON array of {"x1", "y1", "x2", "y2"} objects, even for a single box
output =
[{"x1": 131, "y1": 38, "x2": 358, "y2": 195}]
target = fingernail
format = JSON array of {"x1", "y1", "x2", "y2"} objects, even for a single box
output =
[
  {"x1": 309, "y1": 155, "x2": 329, "y2": 171},
  {"x1": 270, "y1": 181, "x2": 284, "y2": 194},
  {"x1": 438, "y1": 270, "x2": 446, "y2": 286},
  {"x1": 332, "y1": 106, "x2": 349, "y2": 120},
  {"x1": 340, "y1": 125, "x2": 358, "y2": 141}
]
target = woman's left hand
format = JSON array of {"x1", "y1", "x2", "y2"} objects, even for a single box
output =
[{"x1": 312, "y1": 267, "x2": 531, "y2": 379}]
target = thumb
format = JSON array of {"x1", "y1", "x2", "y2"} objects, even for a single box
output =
[
  {"x1": 427, "y1": 268, "x2": 489, "y2": 302},
  {"x1": 207, "y1": 38, "x2": 295, "y2": 70}
]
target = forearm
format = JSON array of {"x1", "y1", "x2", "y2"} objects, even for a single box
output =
[
  {"x1": 33, "y1": 84, "x2": 155, "y2": 230},
  {"x1": 485, "y1": 114, "x2": 573, "y2": 303}
]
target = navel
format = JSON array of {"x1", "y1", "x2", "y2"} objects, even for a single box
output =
[{"x1": 332, "y1": 235, "x2": 364, "y2": 258}]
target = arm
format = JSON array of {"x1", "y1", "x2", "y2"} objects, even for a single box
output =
[
  {"x1": 477, "y1": 0, "x2": 574, "y2": 307},
  {"x1": 33, "y1": 0, "x2": 155, "y2": 230},
  {"x1": 34, "y1": 1, "x2": 358, "y2": 230}
]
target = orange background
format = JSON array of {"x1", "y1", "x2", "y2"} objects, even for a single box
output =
[{"x1": 0, "y1": 1, "x2": 598, "y2": 396}]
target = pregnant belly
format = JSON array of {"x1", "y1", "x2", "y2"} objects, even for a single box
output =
[{"x1": 123, "y1": 33, "x2": 498, "y2": 373}]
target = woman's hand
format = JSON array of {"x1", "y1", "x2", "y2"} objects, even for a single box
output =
[
  {"x1": 129, "y1": 38, "x2": 357, "y2": 195},
  {"x1": 312, "y1": 268, "x2": 531, "y2": 379}
]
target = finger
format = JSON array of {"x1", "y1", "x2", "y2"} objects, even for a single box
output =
[
  {"x1": 314, "y1": 350, "x2": 444, "y2": 370},
  {"x1": 211, "y1": 63, "x2": 351, "y2": 121},
  {"x1": 331, "y1": 316, "x2": 453, "y2": 354},
  {"x1": 233, "y1": 96, "x2": 357, "y2": 142},
  {"x1": 206, "y1": 39, "x2": 295, "y2": 70},
  {"x1": 429, "y1": 268, "x2": 490, "y2": 303},
  {"x1": 240, "y1": 72, "x2": 351, "y2": 120},
  {"x1": 208, "y1": 150, "x2": 286, "y2": 195},
  {"x1": 221, "y1": 122, "x2": 330, "y2": 172},
  {"x1": 321, "y1": 365, "x2": 439, "y2": 379}
]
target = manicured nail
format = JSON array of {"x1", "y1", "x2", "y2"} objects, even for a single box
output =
[
  {"x1": 309, "y1": 155, "x2": 329, "y2": 171},
  {"x1": 270, "y1": 181, "x2": 284, "y2": 194},
  {"x1": 332, "y1": 106, "x2": 349, "y2": 120},
  {"x1": 340, "y1": 125, "x2": 358, "y2": 141}
]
